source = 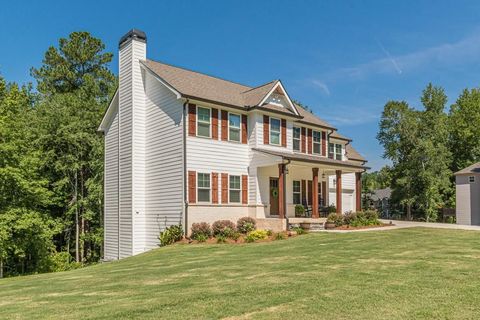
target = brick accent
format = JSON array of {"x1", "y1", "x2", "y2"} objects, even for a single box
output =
[
  {"x1": 242, "y1": 175, "x2": 248, "y2": 204},
  {"x1": 263, "y1": 115, "x2": 269, "y2": 144},
  {"x1": 281, "y1": 119, "x2": 287, "y2": 147},
  {"x1": 211, "y1": 108, "x2": 218, "y2": 140},
  {"x1": 241, "y1": 114, "x2": 248, "y2": 144},
  {"x1": 307, "y1": 129, "x2": 312, "y2": 154},
  {"x1": 188, "y1": 171, "x2": 196, "y2": 203},
  {"x1": 212, "y1": 172, "x2": 219, "y2": 204},
  {"x1": 301, "y1": 127, "x2": 306, "y2": 153},
  {"x1": 221, "y1": 110, "x2": 228, "y2": 141},
  {"x1": 221, "y1": 173, "x2": 228, "y2": 203},
  {"x1": 188, "y1": 104, "x2": 196, "y2": 136}
]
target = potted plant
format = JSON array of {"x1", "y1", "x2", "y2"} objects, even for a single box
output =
[
  {"x1": 325, "y1": 213, "x2": 342, "y2": 229},
  {"x1": 295, "y1": 205, "x2": 305, "y2": 217}
]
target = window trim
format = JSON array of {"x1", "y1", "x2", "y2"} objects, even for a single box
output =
[
  {"x1": 329, "y1": 142, "x2": 343, "y2": 160},
  {"x1": 469, "y1": 176, "x2": 475, "y2": 183},
  {"x1": 229, "y1": 175, "x2": 241, "y2": 203},
  {"x1": 269, "y1": 117, "x2": 281, "y2": 146},
  {"x1": 293, "y1": 180, "x2": 301, "y2": 205},
  {"x1": 228, "y1": 112, "x2": 241, "y2": 143},
  {"x1": 197, "y1": 172, "x2": 211, "y2": 203},
  {"x1": 292, "y1": 127, "x2": 301, "y2": 151},
  {"x1": 196, "y1": 106, "x2": 212, "y2": 138},
  {"x1": 312, "y1": 130, "x2": 322, "y2": 155}
]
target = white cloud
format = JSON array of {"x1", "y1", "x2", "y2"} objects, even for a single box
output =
[{"x1": 311, "y1": 79, "x2": 330, "y2": 95}]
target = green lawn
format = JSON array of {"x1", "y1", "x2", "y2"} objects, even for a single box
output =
[{"x1": 1, "y1": 228, "x2": 480, "y2": 319}]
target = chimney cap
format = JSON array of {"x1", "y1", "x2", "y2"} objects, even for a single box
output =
[{"x1": 119, "y1": 29, "x2": 147, "y2": 48}]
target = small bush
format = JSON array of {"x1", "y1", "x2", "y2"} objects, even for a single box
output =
[
  {"x1": 245, "y1": 234, "x2": 256, "y2": 243},
  {"x1": 216, "y1": 235, "x2": 227, "y2": 243},
  {"x1": 191, "y1": 222, "x2": 212, "y2": 240},
  {"x1": 291, "y1": 226, "x2": 306, "y2": 235},
  {"x1": 247, "y1": 229, "x2": 269, "y2": 241},
  {"x1": 266, "y1": 229, "x2": 273, "y2": 236},
  {"x1": 275, "y1": 232, "x2": 286, "y2": 240},
  {"x1": 326, "y1": 205, "x2": 337, "y2": 214},
  {"x1": 327, "y1": 213, "x2": 344, "y2": 227},
  {"x1": 237, "y1": 217, "x2": 256, "y2": 234},
  {"x1": 343, "y1": 211, "x2": 357, "y2": 225},
  {"x1": 229, "y1": 231, "x2": 241, "y2": 241},
  {"x1": 159, "y1": 224, "x2": 183, "y2": 246},
  {"x1": 212, "y1": 220, "x2": 236, "y2": 237},
  {"x1": 195, "y1": 234, "x2": 208, "y2": 243},
  {"x1": 48, "y1": 252, "x2": 81, "y2": 272}
]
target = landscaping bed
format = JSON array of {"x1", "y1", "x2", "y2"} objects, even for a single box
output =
[{"x1": 324, "y1": 210, "x2": 391, "y2": 230}]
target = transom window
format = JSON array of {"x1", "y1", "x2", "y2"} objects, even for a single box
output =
[
  {"x1": 197, "y1": 173, "x2": 211, "y2": 202},
  {"x1": 313, "y1": 131, "x2": 321, "y2": 154},
  {"x1": 293, "y1": 180, "x2": 301, "y2": 204},
  {"x1": 329, "y1": 143, "x2": 343, "y2": 160},
  {"x1": 293, "y1": 127, "x2": 301, "y2": 151},
  {"x1": 197, "y1": 107, "x2": 211, "y2": 138},
  {"x1": 270, "y1": 118, "x2": 281, "y2": 145},
  {"x1": 228, "y1": 113, "x2": 241, "y2": 142},
  {"x1": 229, "y1": 175, "x2": 241, "y2": 203}
]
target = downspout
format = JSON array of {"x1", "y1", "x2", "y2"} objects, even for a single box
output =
[{"x1": 182, "y1": 99, "x2": 189, "y2": 236}]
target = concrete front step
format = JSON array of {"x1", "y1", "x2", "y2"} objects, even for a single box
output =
[{"x1": 289, "y1": 221, "x2": 325, "y2": 231}]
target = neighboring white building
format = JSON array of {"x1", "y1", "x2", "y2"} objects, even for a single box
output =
[
  {"x1": 98, "y1": 29, "x2": 368, "y2": 260},
  {"x1": 455, "y1": 162, "x2": 480, "y2": 226}
]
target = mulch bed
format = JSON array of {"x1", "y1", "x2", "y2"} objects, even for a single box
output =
[
  {"x1": 334, "y1": 223, "x2": 394, "y2": 230},
  {"x1": 177, "y1": 231, "x2": 300, "y2": 245}
]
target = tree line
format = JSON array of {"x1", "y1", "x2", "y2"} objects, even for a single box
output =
[
  {"x1": 0, "y1": 32, "x2": 116, "y2": 278},
  {"x1": 367, "y1": 83, "x2": 480, "y2": 221}
]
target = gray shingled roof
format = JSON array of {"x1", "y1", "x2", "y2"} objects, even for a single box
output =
[
  {"x1": 371, "y1": 188, "x2": 392, "y2": 201},
  {"x1": 454, "y1": 162, "x2": 480, "y2": 175},
  {"x1": 345, "y1": 144, "x2": 366, "y2": 162}
]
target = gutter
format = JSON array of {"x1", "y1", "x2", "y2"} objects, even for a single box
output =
[{"x1": 182, "y1": 99, "x2": 189, "y2": 236}]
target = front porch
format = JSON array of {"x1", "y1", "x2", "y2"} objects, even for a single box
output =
[{"x1": 250, "y1": 148, "x2": 366, "y2": 221}]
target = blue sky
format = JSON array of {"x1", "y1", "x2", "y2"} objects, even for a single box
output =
[{"x1": 2, "y1": 1, "x2": 480, "y2": 170}]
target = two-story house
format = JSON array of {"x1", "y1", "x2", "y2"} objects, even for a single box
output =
[{"x1": 98, "y1": 30, "x2": 368, "y2": 260}]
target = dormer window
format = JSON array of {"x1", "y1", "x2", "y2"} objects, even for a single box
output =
[
  {"x1": 329, "y1": 143, "x2": 343, "y2": 160},
  {"x1": 270, "y1": 118, "x2": 281, "y2": 145},
  {"x1": 197, "y1": 107, "x2": 211, "y2": 138}
]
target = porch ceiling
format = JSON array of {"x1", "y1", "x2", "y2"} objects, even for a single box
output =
[{"x1": 252, "y1": 148, "x2": 369, "y2": 172}]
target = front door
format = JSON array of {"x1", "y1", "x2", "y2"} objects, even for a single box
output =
[{"x1": 269, "y1": 178, "x2": 279, "y2": 215}]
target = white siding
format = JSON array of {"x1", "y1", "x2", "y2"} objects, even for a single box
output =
[
  {"x1": 144, "y1": 71, "x2": 184, "y2": 249},
  {"x1": 104, "y1": 106, "x2": 119, "y2": 260},
  {"x1": 253, "y1": 112, "x2": 294, "y2": 152},
  {"x1": 329, "y1": 173, "x2": 356, "y2": 213}
]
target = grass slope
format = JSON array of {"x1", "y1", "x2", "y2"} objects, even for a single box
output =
[{"x1": 2, "y1": 228, "x2": 480, "y2": 319}]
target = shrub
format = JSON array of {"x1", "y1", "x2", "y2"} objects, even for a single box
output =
[
  {"x1": 191, "y1": 222, "x2": 212, "y2": 240},
  {"x1": 195, "y1": 234, "x2": 208, "y2": 243},
  {"x1": 326, "y1": 205, "x2": 337, "y2": 214},
  {"x1": 266, "y1": 229, "x2": 273, "y2": 236},
  {"x1": 344, "y1": 210, "x2": 381, "y2": 227},
  {"x1": 159, "y1": 224, "x2": 183, "y2": 246},
  {"x1": 291, "y1": 226, "x2": 306, "y2": 235},
  {"x1": 275, "y1": 232, "x2": 286, "y2": 240},
  {"x1": 48, "y1": 252, "x2": 81, "y2": 272},
  {"x1": 327, "y1": 213, "x2": 344, "y2": 227},
  {"x1": 212, "y1": 220, "x2": 236, "y2": 237},
  {"x1": 295, "y1": 205, "x2": 305, "y2": 217},
  {"x1": 245, "y1": 234, "x2": 256, "y2": 243},
  {"x1": 247, "y1": 229, "x2": 269, "y2": 241},
  {"x1": 343, "y1": 211, "x2": 357, "y2": 225},
  {"x1": 236, "y1": 217, "x2": 256, "y2": 234},
  {"x1": 216, "y1": 235, "x2": 227, "y2": 243},
  {"x1": 229, "y1": 231, "x2": 241, "y2": 241}
]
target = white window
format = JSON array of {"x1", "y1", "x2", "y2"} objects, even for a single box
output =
[
  {"x1": 293, "y1": 127, "x2": 300, "y2": 151},
  {"x1": 197, "y1": 107, "x2": 211, "y2": 138},
  {"x1": 329, "y1": 143, "x2": 343, "y2": 160},
  {"x1": 313, "y1": 131, "x2": 321, "y2": 154},
  {"x1": 293, "y1": 180, "x2": 301, "y2": 204},
  {"x1": 229, "y1": 175, "x2": 241, "y2": 203},
  {"x1": 270, "y1": 118, "x2": 281, "y2": 145},
  {"x1": 197, "y1": 173, "x2": 210, "y2": 202},
  {"x1": 228, "y1": 113, "x2": 241, "y2": 142},
  {"x1": 469, "y1": 176, "x2": 475, "y2": 183}
]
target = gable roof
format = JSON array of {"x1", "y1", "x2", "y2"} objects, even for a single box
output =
[
  {"x1": 295, "y1": 104, "x2": 336, "y2": 130},
  {"x1": 330, "y1": 131, "x2": 352, "y2": 142},
  {"x1": 242, "y1": 80, "x2": 278, "y2": 107},
  {"x1": 455, "y1": 162, "x2": 480, "y2": 175}
]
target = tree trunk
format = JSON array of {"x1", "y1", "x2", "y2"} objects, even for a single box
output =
[
  {"x1": 0, "y1": 258, "x2": 3, "y2": 279},
  {"x1": 406, "y1": 204, "x2": 412, "y2": 221}
]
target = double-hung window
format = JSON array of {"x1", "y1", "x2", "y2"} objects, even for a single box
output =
[
  {"x1": 270, "y1": 118, "x2": 281, "y2": 145},
  {"x1": 197, "y1": 173, "x2": 211, "y2": 202},
  {"x1": 229, "y1": 113, "x2": 241, "y2": 142},
  {"x1": 197, "y1": 107, "x2": 211, "y2": 138},
  {"x1": 313, "y1": 131, "x2": 321, "y2": 154},
  {"x1": 293, "y1": 180, "x2": 301, "y2": 204},
  {"x1": 329, "y1": 143, "x2": 343, "y2": 160},
  {"x1": 293, "y1": 127, "x2": 301, "y2": 151},
  {"x1": 229, "y1": 175, "x2": 241, "y2": 203}
]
